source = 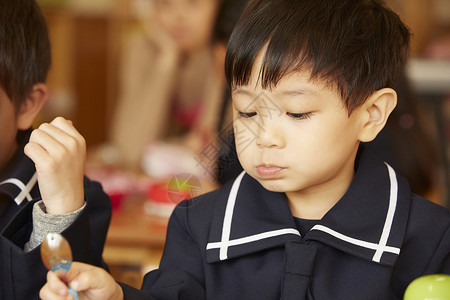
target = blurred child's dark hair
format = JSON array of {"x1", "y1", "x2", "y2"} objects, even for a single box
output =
[
  {"x1": 213, "y1": 0, "x2": 249, "y2": 45},
  {"x1": 225, "y1": 0, "x2": 410, "y2": 114},
  {"x1": 0, "y1": 0, "x2": 51, "y2": 110}
]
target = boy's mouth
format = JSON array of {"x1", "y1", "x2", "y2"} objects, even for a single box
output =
[{"x1": 256, "y1": 165, "x2": 285, "y2": 178}]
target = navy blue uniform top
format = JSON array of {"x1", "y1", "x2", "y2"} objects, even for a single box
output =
[
  {"x1": 0, "y1": 130, "x2": 112, "y2": 300},
  {"x1": 122, "y1": 147, "x2": 450, "y2": 299}
]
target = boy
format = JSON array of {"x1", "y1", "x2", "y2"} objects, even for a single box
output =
[
  {"x1": 40, "y1": 0, "x2": 450, "y2": 299},
  {"x1": 0, "y1": 0, "x2": 111, "y2": 299}
]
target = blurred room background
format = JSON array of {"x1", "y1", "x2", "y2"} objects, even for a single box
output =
[{"x1": 36, "y1": 0, "x2": 450, "y2": 204}]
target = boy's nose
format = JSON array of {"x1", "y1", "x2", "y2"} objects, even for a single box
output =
[{"x1": 255, "y1": 117, "x2": 284, "y2": 149}]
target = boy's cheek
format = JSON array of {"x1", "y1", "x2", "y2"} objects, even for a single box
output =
[{"x1": 233, "y1": 124, "x2": 255, "y2": 155}]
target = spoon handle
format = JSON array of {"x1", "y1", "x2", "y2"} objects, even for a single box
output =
[
  {"x1": 68, "y1": 288, "x2": 79, "y2": 300},
  {"x1": 50, "y1": 259, "x2": 72, "y2": 273},
  {"x1": 51, "y1": 262, "x2": 79, "y2": 300}
]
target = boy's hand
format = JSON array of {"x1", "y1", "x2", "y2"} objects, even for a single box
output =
[
  {"x1": 24, "y1": 117, "x2": 86, "y2": 215},
  {"x1": 39, "y1": 262, "x2": 124, "y2": 300}
]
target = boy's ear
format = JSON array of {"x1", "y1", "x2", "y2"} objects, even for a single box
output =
[
  {"x1": 358, "y1": 88, "x2": 397, "y2": 142},
  {"x1": 17, "y1": 83, "x2": 49, "y2": 130}
]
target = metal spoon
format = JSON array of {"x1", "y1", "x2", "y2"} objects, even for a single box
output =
[{"x1": 41, "y1": 233, "x2": 79, "y2": 300}]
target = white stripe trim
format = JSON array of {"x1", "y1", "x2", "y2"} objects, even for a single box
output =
[
  {"x1": 372, "y1": 163, "x2": 398, "y2": 262},
  {"x1": 210, "y1": 162, "x2": 401, "y2": 263},
  {"x1": 207, "y1": 228, "x2": 301, "y2": 251},
  {"x1": 219, "y1": 171, "x2": 246, "y2": 260},
  {"x1": 311, "y1": 163, "x2": 401, "y2": 262},
  {"x1": 310, "y1": 225, "x2": 400, "y2": 255},
  {"x1": 0, "y1": 172, "x2": 38, "y2": 205}
]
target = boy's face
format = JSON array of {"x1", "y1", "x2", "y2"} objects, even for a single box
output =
[
  {"x1": 0, "y1": 88, "x2": 19, "y2": 172},
  {"x1": 231, "y1": 54, "x2": 364, "y2": 204}
]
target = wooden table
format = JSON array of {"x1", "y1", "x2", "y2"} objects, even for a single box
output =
[
  {"x1": 85, "y1": 155, "x2": 219, "y2": 288},
  {"x1": 106, "y1": 195, "x2": 169, "y2": 247},
  {"x1": 103, "y1": 195, "x2": 170, "y2": 288}
]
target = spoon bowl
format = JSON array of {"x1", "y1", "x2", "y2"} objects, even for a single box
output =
[
  {"x1": 41, "y1": 233, "x2": 73, "y2": 271},
  {"x1": 41, "y1": 233, "x2": 78, "y2": 300}
]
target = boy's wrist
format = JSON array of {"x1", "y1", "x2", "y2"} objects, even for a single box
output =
[
  {"x1": 43, "y1": 191, "x2": 85, "y2": 215},
  {"x1": 44, "y1": 199, "x2": 86, "y2": 215},
  {"x1": 46, "y1": 206, "x2": 81, "y2": 215},
  {"x1": 24, "y1": 201, "x2": 86, "y2": 252}
]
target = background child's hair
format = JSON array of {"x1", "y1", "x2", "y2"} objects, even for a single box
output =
[
  {"x1": 225, "y1": 0, "x2": 411, "y2": 114},
  {"x1": 213, "y1": 0, "x2": 249, "y2": 45},
  {"x1": 0, "y1": 0, "x2": 51, "y2": 110}
]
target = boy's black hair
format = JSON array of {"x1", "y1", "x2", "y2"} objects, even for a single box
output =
[
  {"x1": 0, "y1": 0, "x2": 51, "y2": 110},
  {"x1": 225, "y1": 0, "x2": 410, "y2": 114}
]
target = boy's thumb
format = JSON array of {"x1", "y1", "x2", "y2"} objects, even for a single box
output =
[{"x1": 68, "y1": 271, "x2": 94, "y2": 292}]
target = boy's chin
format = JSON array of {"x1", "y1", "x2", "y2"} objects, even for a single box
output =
[{"x1": 256, "y1": 179, "x2": 290, "y2": 193}]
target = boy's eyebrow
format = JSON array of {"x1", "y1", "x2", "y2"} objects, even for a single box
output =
[
  {"x1": 231, "y1": 87, "x2": 320, "y2": 99},
  {"x1": 231, "y1": 88, "x2": 256, "y2": 97},
  {"x1": 279, "y1": 88, "x2": 318, "y2": 97},
  {"x1": 281, "y1": 89, "x2": 308, "y2": 96}
]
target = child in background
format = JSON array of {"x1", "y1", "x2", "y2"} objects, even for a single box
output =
[
  {"x1": 40, "y1": 0, "x2": 450, "y2": 299},
  {"x1": 0, "y1": 0, "x2": 111, "y2": 299},
  {"x1": 110, "y1": 0, "x2": 225, "y2": 170}
]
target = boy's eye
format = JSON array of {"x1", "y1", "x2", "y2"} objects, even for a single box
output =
[
  {"x1": 286, "y1": 112, "x2": 311, "y2": 120},
  {"x1": 238, "y1": 112, "x2": 257, "y2": 118}
]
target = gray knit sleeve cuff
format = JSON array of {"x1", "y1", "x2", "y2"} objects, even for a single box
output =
[{"x1": 24, "y1": 200, "x2": 86, "y2": 252}]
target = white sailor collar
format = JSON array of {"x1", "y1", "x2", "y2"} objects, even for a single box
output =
[
  {"x1": 206, "y1": 147, "x2": 411, "y2": 267},
  {"x1": 0, "y1": 129, "x2": 39, "y2": 206}
]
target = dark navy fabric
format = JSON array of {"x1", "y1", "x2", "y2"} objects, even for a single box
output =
[
  {"x1": 123, "y1": 147, "x2": 449, "y2": 300},
  {"x1": 0, "y1": 129, "x2": 112, "y2": 300},
  {"x1": 294, "y1": 218, "x2": 318, "y2": 236}
]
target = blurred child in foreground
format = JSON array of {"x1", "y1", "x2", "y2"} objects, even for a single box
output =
[
  {"x1": 0, "y1": 0, "x2": 111, "y2": 299},
  {"x1": 41, "y1": 0, "x2": 449, "y2": 299}
]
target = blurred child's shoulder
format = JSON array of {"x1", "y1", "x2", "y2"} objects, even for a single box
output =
[
  {"x1": 396, "y1": 193, "x2": 449, "y2": 276},
  {"x1": 408, "y1": 193, "x2": 449, "y2": 226},
  {"x1": 401, "y1": 192, "x2": 450, "y2": 261}
]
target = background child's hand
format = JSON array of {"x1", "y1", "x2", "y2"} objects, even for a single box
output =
[
  {"x1": 39, "y1": 262, "x2": 124, "y2": 300},
  {"x1": 24, "y1": 117, "x2": 86, "y2": 215},
  {"x1": 144, "y1": 18, "x2": 179, "y2": 69}
]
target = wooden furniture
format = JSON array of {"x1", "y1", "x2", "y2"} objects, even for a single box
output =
[
  {"x1": 104, "y1": 195, "x2": 169, "y2": 288},
  {"x1": 39, "y1": 2, "x2": 125, "y2": 147}
]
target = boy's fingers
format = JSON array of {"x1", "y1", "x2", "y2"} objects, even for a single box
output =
[
  {"x1": 40, "y1": 288, "x2": 73, "y2": 300},
  {"x1": 25, "y1": 136, "x2": 66, "y2": 172},
  {"x1": 28, "y1": 127, "x2": 65, "y2": 155},
  {"x1": 69, "y1": 272, "x2": 92, "y2": 292},
  {"x1": 48, "y1": 271, "x2": 69, "y2": 296},
  {"x1": 24, "y1": 142, "x2": 49, "y2": 163},
  {"x1": 62, "y1": 262, "x2": 96, "y2": 289},
  {"x1": 39, "y1": 271, "x2": 70, "y2": 299},
  {"x1": 35, "y1": 123, "x2": 83, "y2": 154},
  {"x1": 68, "y1": 265, "x2": 105, "y2": 292},
  {"x1": 30, "y1": 117, "x2": 82, "y2": 149},
  {"x1": 49, "y1": 117, "x2": 80, "y2": 139},
  {"x1": 39, "y1": 287, "x2": 70, "y2": 300},
  {"x1": 39, "y1": 286, "x2": 70, "y2": 300}
]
